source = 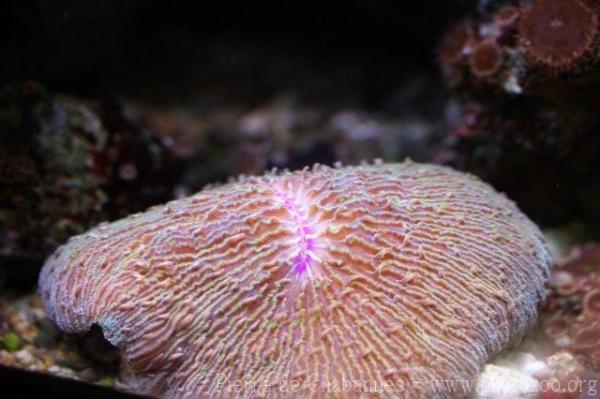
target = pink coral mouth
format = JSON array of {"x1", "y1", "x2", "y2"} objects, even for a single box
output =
[{"x1": 272, "y1": 180, "x2": 324, "y2": 278}]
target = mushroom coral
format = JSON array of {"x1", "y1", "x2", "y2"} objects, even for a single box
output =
[{"x1": 39, "y1": 162, "x2": 552, "y2": 398}]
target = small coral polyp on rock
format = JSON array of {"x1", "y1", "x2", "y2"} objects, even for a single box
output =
[
  {"x1": 469, "y1": 40, "x2": 504, "y2": 78},
  {"x1": 39, "y1": 162, "x2": 552, "y2": 398},
  {"x1": 520, "y1": 0, "x2": 599, "y2": 70}
]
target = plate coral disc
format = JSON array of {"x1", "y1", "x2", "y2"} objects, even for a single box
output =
[{"x1": 39, "y1": 161, "x2": 552, "y2": 398}]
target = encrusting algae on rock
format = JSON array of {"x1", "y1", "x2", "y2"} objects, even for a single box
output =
[{"x1": 38, "y1": 161, "x2": 552, "y2": 398}]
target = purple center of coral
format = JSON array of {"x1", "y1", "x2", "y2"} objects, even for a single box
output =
[
  {"x1": 293, "y1": 252, "x2": 311, "y2": 274},
  {"x1": 275, "y1": 188, "x2": 317, "y2": 276}
]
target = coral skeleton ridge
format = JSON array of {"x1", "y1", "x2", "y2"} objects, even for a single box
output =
[{"x1": 39, "y1": 162, "x2": 552, "y2": 398}]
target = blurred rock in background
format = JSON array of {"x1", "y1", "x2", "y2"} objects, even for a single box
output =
[
  {"x1": 436, "y1": 0, "x2": 600, "y2": 229},
  {"x1": 0, "y1": 82, "x2": 180, "y2": 289}
]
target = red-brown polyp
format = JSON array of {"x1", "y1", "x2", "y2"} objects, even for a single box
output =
[
  {"x1": 39, "y1": 162, "x2": 552, "y2": 398},
  {"x1": 468, "y1": 41, "x2": 504, "y2": 78},
  {"x1": 494, "y1": 6, "x2": 520, "y2": 28},
  {"x1": 439, "y1": 20, "x2": 474, "y2": 65},
  {"x1": 572, "y1": 324, "x2": 600, "y2": 350},
  {"x1": 519, "y1": 0, "x2": 599, "y2": 69},
  {"x1": 584, "y1": 289, "x2": 600, "y2": 316}
]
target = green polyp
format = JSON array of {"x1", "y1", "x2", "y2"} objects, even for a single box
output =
[
  {"x1": 3, "y1": 332, "x2": 21, "y2": 352},
  {"x1": 98, "y1": 377, "x2": 114, "y2": 387}
]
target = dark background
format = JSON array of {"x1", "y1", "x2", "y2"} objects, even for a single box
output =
[{"x1": 0, "y1": 0, "x2": 471, "y2": 105}]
